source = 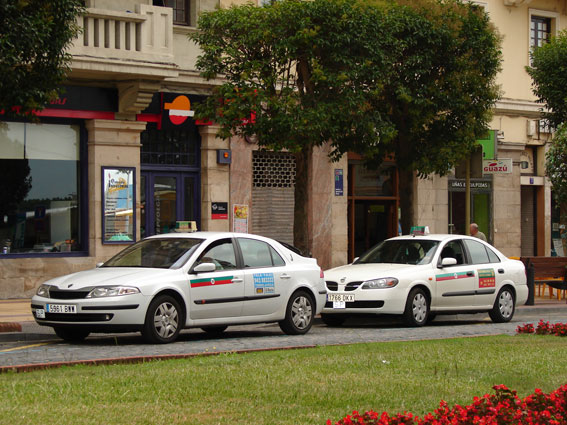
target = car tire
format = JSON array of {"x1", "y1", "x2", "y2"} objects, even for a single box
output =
[
  {"x1": 279, "y1": 290, "x2": 314, "y2": 335},
  {"x1": 201, "y1": 325, "x2": 228, "y2": 334},
  {"x1": 403, "y1": 288, "x2": 429, "y2": 327},
  {"x1": 489, "y1": 287, "x2": 515, "y2": 323},
  {"x1": 321, "y1": 313, "x2": 347, "y2": 327},
  {"x1": 142, "y1": 295, "x2": 183, "y2": 344},
  {"x1": 54, "y1": 327, "x2": 90, "y2": 342}
]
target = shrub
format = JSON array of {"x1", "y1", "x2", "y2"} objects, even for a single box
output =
[{"x1": 328, "y1": 385, "x2": 567, "y2": 425}]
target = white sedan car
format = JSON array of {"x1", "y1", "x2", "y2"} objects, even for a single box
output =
[
  {"x1": 322, "y1": 234, "x2": 528, "y2": 327},
  {"x1": 31, "y1": 232, "x2": 326, "y2": 343}
]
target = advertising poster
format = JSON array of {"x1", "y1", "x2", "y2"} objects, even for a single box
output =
[
  {"x1": 102, "y1": 167, "x2": 135, "y2": 243},
  {"x1": 233, "y1": 204, "x2": 249, "y2": 233}
]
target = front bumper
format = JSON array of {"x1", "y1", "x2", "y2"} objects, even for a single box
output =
[
  {"x1": 321, "y1": 288, "x2": 407, "y2": 315},
  {"x1": 31, "y1": 293, "x2": 150, "y2": 330}
]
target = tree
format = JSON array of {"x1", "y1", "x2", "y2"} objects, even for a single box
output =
[
  {"x1": 545, "y1": 124, "x2": 567, "y2": 205},
  {"x1": 0, "y1": 0, "x2": 84, "y2": 119},
  {"x1": 191, "y1": 0, "x2": 501, "y2": 253},
  {"x1": 527, "y1": 31, "x2": 567, "y2": 205}
]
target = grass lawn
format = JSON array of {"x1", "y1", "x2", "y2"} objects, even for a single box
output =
[{"x1": 1, "y1": 335, "x2": 566, "y2": 425}]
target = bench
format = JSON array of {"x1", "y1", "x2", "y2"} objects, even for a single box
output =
[{"x1": 520, "y1": 256, "x2": 567, "y2": 301}]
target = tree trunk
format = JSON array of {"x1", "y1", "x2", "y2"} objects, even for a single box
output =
[
  {"x1": 294, "y1": 145, "x2": 312, "y2": 256},
  {"x1": 398, "y1": 168, "x2": 416, "y2": 235}
]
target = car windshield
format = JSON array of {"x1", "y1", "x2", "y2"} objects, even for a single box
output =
[
  {"x1": 102, "y1": 238, "x2": 203, "y2": 269},
  {"x1": 355, "y1": 239, "x2": 439, "y2": 265}
]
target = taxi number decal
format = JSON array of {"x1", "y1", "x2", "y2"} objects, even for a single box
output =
[
  {"x1": 478, "y1": 268, "x2": 496, "y2": 288},
  {"x1": 436, "y1": 272, "x2": 473, "y2": 282},
  {"x1": 253, "y1": 273, "x2": 275, "y2": 294},
  {"x1": 190, "y1": 276, "x2": 234, "y2": 288}
]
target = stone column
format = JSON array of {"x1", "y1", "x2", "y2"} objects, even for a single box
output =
[
  {"x1": 199, "y1": 125, "x2": 230, "y2": 231},
  {"x1": 86, "y1": 119, "x2": 146, "y2": 262},
  {"x1": 309, "y1": 144, "x2": 348, "y2": 269}
]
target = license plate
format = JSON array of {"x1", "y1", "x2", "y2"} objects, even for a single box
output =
[
  {"x1": 327, "y1": 293, "x2": 355, "y2": 303},
  {"x1": 46, "y1": 304, "x2": 77, "y2": 314}
]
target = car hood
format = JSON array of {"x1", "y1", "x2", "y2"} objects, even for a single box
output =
[
  {"x1": 325, "y1": 263, "x2": 426, "y2": 281},
  {"x1": 44, "y1": 267, "x2": 177, "y2": 289}
]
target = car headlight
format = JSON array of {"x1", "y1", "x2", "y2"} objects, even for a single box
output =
[
  {"x1": 361, "y1": 278, "x2": 399, "y2": 289},
  {"x1": 86, "y1": 286, "x2": 140, "y2": 298},
  {"x1": 36, "y1": 284, "x2": 51, "y2": 298}
]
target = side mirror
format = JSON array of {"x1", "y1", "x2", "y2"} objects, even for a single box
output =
[
  {"x1": 193, "y1": 262, "x2": 216, "y2": 273},
  {"x1": 439, "y1": 257, "x2": 458, "y2": 268},
  {"x1": 352, "y1": 257, "x2": 359, "y2": 264}
]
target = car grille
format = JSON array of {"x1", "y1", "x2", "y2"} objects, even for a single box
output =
[
  {"x1": 38, "y1": 313, "x2": 114, "y2": 322},
  {"x1": 324, "y1": 301, "x2": 385, "y2": 309},
  {"x1": 325, "y1": 281, "x2": 362, "y2": 291},
  {"x1": 49, "y1": 289, "x2": 91, "y2": 300}
]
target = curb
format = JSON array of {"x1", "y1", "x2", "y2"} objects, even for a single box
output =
[{"x1": 0, "y1": 322, "x2": 22, "y2": 333}]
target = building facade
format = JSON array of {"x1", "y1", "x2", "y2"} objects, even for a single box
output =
[
  {"x1": 0, "y1": 0, "x2": 563, "y2": 299},
  {"x1": 416, "y1": 0, "x2": 562, "y2": 259}
]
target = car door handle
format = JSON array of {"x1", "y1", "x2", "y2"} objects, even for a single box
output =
[
  {"x1": 467, "y1": 271, "x2": 475, "y2": 277},
  {"x1": 280, "y1": 274, "x2": 292, "y2": 280},
  {"x1": 498, "y1": 269, "x2": 505, "y2": 274},
  {"x1": 232, "y1": 278, "x2": 243, "y2": 283}
]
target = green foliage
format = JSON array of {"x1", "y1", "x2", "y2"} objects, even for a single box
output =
[
  {"x1": 527, "y1": 30, "x2": 567, "y2": 129},
  {"x1": 545, "y1": 124, "x2": 567, "y2": 204},
  {"x1": 190, "y1": 0, "x2": 501, "y2": 175},
  {"x1": 0, "y1": 0, "x2": 84, "y2": 119}
]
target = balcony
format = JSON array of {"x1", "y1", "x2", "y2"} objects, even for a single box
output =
[{"x1": 68, "y1": 4, "x2": 179, "y2": 81}]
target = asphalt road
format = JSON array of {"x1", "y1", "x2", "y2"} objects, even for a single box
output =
[{"x1": 1, "y1": 306, "x2": 566, "y2": 371}]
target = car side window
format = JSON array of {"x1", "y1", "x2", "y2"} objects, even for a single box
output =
[
  {"x1": 464, "y1": 239, "x2": 499, "y2": 264},
  {"x1": 270, "y1": 246, "x2": 286, "y2": 266},
  {"x1": 196, "y1": 239, "x2": 237, "y2": 270},
  {"x1": 238, "y1": 238, "x2": 276, "y2": 268},
  {"x1": 440, "y1": 241, "x2": 465, "y2": 265}
]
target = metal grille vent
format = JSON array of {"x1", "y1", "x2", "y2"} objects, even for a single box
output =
[{"x1": 253, "y1": 151, "x2": 296, "y2": 188}]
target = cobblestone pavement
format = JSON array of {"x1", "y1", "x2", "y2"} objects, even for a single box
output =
[{"x1": 1, "y1": 306, "x2": 566, "y2": 370}]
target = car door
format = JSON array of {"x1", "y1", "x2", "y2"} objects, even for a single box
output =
[
  {"x1": 462, "y1": 239, "x2": 501, "y2": 308},
  {"x1": 188, "y1": 238, "x2": 244, "y2": 320},
  {"x1": 237, "y1": 237, "x2": 290, "y2": 317},
  {"x1": 433, "y1": 239, "x2": 478, "y2": 309}
]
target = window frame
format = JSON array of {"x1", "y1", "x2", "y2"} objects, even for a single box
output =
[
  {"x1": 0, "y1": 118, "x2": 89, "y2": 258},
  {"x1": 528, "y1": 9, "x2": 560, "y2": 63}
]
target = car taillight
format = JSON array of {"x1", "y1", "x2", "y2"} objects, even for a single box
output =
[{"x1": 320, "y1": 269, "x2": 324, "y2": 279}]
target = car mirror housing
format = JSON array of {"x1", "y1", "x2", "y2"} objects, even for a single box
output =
[
  {"x1": 440, "y1": 257, "x2": 458, "y2": 267},
  {"x1": 193, "y1": 262, "x2": 216, "y2": 273}
]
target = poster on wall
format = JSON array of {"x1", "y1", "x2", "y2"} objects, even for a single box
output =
[
  {"x1": 233, "y1": 205, "x2": 249, "y2": 233},
  {"x1": 102, "y1": 167, "x2": 136, "y2": 244}
]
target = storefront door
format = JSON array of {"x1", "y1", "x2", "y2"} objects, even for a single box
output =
[
  {"x1": 350, "y1": 200, "x2": 397, "y2": 259},
  {"x1": 141, "y1": 172, "x2": 199, "y2": 238}
]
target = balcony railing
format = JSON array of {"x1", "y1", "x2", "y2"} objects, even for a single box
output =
[{"x1": 69, "y1": 5, "x2": 174, "y2": 64}]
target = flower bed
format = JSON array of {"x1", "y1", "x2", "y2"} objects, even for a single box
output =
[
  {"x1": 517, "y1": 320, "x2": 567, "y2": 336},
  {"x1": 327, "y1": 385, "x2": 567, "y2": 425}
]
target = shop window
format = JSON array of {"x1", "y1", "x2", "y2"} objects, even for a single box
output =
[
  {"x1": 0, "y1": 122, "x2": 83, "y2": 255},
  {"x1": 141, "y1": 122, "x2": 199, "y2": 166}
]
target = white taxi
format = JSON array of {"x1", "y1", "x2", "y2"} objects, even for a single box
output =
[
  {"x1": 31, "y1": 232, "x2": 326, "y2": 343},
  {"x1": 322, "y1": 234, "x2": 528, "y2": 326}
]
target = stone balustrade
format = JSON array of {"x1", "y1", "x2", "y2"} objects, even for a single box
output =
[{"x1": 69, "y1": 4, "x2": 174, "y2": 64}]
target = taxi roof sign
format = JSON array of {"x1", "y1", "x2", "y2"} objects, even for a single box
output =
[{"x1": 410, "y1": 226, "x2": 430, "y2": 236}]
